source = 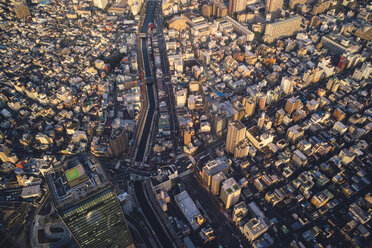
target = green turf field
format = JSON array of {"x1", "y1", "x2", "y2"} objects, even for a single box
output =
[{"x1": 66, "y1": 167, "x2": 80, "y2": 181}]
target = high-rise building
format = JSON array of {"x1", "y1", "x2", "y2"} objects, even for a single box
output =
[
  {"x1": 292, "y1": 109, "x2": 306, "y2": 123},
  {"x1": 213, "y1": 115, "x2": 224, "y2": 136},
  {"x1": 217, "y1": 4, "x2": 228, "y2": 17},
  {"x1": 226, "y1": 120, "x2": 246, "y2": 154},
  {"x1": 265, "y1": 0, "x2": 283, "y2": 16},
  {"x1": 326, "y1": 77, "x2": 340, "y2": 92},
  {"x1": 183, "y1": 127, "x2": 194, "y2": 145},
  {"x1": 202, "y1": 160, "x2": 229, "y2": 187},
  {"x1": 109, "y1": 126, "x2": 127, "y2": 157},
  {"x1": 286, "y1": 124, "x2": 304, "y2": 143},
  {"x1": 232, "y1": 201, "x2": 248, "y2": 223},
  {"x1": 352, "y1": 62, "x2": 371, "y2": 81},
  {"x1": 202, "y1": 4, "x2": 212, "y2": 17},
  {"x1": 93, "y1": 0, "x2": 108, "y2": 9},
  {"x1": 14, "y1": 4, "x2": 30, "y2": 19},
  {"x1": 228, "y1": 0, "x2": 246, "y2": 15},
  {"x1": 212, "y1": 2, "x2": 218, "y2": 16},
  {"x1": 274, "y1": 108, "x2": 285, "y2": 126},
  {"x1": 289, "y1": 0, "x2": 306, "y2": 9},
  {"x1": 234, "y1": 140, "x2": 249, "y2": 158},
  {"x1": 311, "y1": 0, "x2": 332, "y2": 15},
  {"x1": 234, "y1": 102, "x2": 245, "y2": 120},
  {"x1": 257, "y1": 93, "x2": 267, "y2": 111},
  {"x1": 212, "y1": 1, "x2": 228, "y2": 17},
  {"x1": 280, "y1": 76, "x2": 294, "y2": 95},
  {"x1": 337, "y1": 56, "x2": 348, "y2": 71},
  {"x1": 285, "y1": 97, "x2": 301, "y2": 115},
  {"x1": 45, "y1": 155, "x2": 134, "y2": 248},
  {"x1": 257, "y1": 112, "x2": 272, "y2": 131},
  {"x1": 264, "y1": 16, "x2": 302, "y2": 43},
  {"x1": 220, "y1": 178, "x2": 241, "y2": 209},
  {"x1": 257, "y1": 112, "x2": 265, "y2": 130},
  {"x1": 306, "y1": 99, "x2": 319, "y2": 112},
  {"x1": 263, "y1": 119, "x2": 272, "y2": 132},
  {"x1": 243, "y1": 97, "x2": 256, "y2": 117},
  {"x1": 211, "y1": 171, "x2": 226, "y2": 195}
]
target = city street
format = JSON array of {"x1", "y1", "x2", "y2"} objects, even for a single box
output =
[
  {"x1": 133, "y1": 181, "x2": 173, "y2": 248},
  {"x1": 182, "y1": 174, "x2": 249, "y2": 248},
  {"x1": 153, "y1": 1, "x2": 180, "y2": 155}
]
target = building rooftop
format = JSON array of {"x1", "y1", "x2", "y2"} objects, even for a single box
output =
[
  {"x1": 45, "y1": 154, "x2": 109, "y2": 209},
  {"x1": 203, "y1": 160, "x2": 229, "y2": 176},
  {"x1": 244, "y1": 217, "x2": 269, "y2": 241},
  {"x1": 110, "y1": 126, "x2": 125, "y2": 140},
  {"x1": 222, "y1": 177, "x2": 240, "y2": 194},
  {"x1": 231, "y1": 119, "x2": 246, "y2": 130},
  {"x1": 175, "y1": 190, "x2": 202, "y2": 230}
]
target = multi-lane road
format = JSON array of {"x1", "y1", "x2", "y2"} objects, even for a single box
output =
[
  {"x1": 133, "y1": 181, "x2": 173, "y2": 248},
  {"x1": 182, "y1": 173, "x2": 249, "y2": 248},
  {"x1": 153, "y1": 2, "x2": 180, "y2": 155}
]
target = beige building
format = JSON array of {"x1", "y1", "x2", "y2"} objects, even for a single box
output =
[
  {"x1": 169, "y1": 15, "x2": 189, "y2": 31},
  {"x1": 241, "y1": 218, "x2": 269, "y2": 241},
  {"x1": 220, "y1": 178, "x2": 241, "y2": 209},
  {"x1": 226, "y1": 120, "x2": 246, "y2": 154},
  {"x1": 292, "y1": 149, "x2": 308, "y2": 166},
  {"x1": 326, "y1": 77, "x2": 340, "y2": 92},
  {"x1": 183, "y1": 126, "x2": 195, "y2": 145},
  {"x1": 211, "y1": 171, "x2": 226, "y2": 195},
  {"x1": 265, "y1": 0, "x2": 283, "y2": 16},
  {"x1": 289, "y1": 0, "x2": 306, "y2": 9},
  {"x1": 93, "y1": 0, "x2": 108, "y2": 9},
  {"x1": 286, "y1": 124, "x2": 304, "y2": 143},
  {"x1": 280, "y1": 76, "x2": 294, "y2": 95},
  {"x1": 311, "y1": 0, "x2": 333, "y2": 15},
  {"x1": 234, "y1": 140, "x2": 249, "y2": 158},
  {"x1": 0, "y1": 145, "x2": 18, "y2": 164},
  {"x1": 14, "y1": 5, "x2": 30, "y2": 19},
  {"x1": 202, "y1": 5, "x2": 212, "y2": 17},
  {"x1": 243, "y1": 97, "x2": 256, "y2": 117},
  {"x1": 228, "y1": 0, "x2": 246, "y2": 15},
  {"x1": 274, "y1": 108, "x2": 285, "y2": 126},
  {"x1": 285, "y1": 97, "x2": 301, "y2": 115},
  {"x1": 232, "y1": 202, "x2": 248, "y2": 223},
  {"x1": 191, "y1": 22, "x2": 217, "y2": 38},
  {"x1": 246, "y1": 126, "x2": 274, "y2": 150},
  {"x1": 213, "y1": 1, "x2": 228, "y2": 17},
  {"x1": 202, "y1": 160, "x2": 229, "y2": 187},
  {"x1": 264, "y1": 16, "x2": 302, "y2": 43}
]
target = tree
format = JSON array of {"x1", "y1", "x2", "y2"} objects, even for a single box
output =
[{"x1": 224, "y1": 38, "x2": 232, "y2": 46}]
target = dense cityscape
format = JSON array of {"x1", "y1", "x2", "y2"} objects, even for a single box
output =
[{"x1": 0, "y1": 0, "x2": 371, "y2": 247}]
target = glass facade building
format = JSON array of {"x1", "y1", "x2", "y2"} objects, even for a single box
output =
[
  {"x1": 60, "y1": 188, "x2": 134, "y2": 248},
  {"x1": 45, "y1": 155, "x2": 134, "y2": 248}
]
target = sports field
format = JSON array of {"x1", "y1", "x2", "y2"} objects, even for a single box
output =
[{"x1": 65, "y1": 167, "x2": 80, "y2": 181}]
